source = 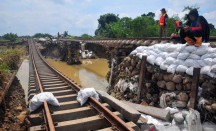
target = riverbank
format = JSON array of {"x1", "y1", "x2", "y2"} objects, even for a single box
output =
[{"x1": 0, "y1": 42, "x2": 29, "y2": 130}]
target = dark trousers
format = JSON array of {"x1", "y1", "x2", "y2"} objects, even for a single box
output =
[
  {"x1": 180, "y1": 29, "x2": 202, "y2": 43},
  {"x1": 171, "y1": 37, "x2": 185, "y2": 44}
]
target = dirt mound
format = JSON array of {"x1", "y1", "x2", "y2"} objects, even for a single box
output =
[{"x1": 0, "y1": 77, "x2": 28, "y2": 131}]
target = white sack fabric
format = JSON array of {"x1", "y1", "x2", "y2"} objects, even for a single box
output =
[
  {"x1": 77, "y1": 88, "x2": 99, "y2": 106},
  {"x1": 29, "y1": 92, "x2": 59, "y2": 113},
  {"x1": 130, "y1": 43, "x2": 216, "y2": 78}
]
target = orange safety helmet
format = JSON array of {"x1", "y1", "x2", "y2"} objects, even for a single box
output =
[{"x1": 176, "y1": 21, "x2": 183, "y2": 28}]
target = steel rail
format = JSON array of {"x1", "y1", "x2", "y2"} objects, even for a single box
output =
[
  {"x1": 32, "y1": 39, "x2": 135, "y2": 131},
  {"x1": 30, "y1": 40, "x2": 55, "y2": 131},
  {"x1": 59, "y1": 36, "x2": 216, "y2": 42}
]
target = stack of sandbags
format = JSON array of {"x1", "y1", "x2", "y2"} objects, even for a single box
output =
[{"x1": 110, "y1": 43, "x2": 216, "y2": 108}]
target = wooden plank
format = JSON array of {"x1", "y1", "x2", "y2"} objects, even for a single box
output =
[
  {"x1": 122, "y1": 101, "x2": 170, "y2": 121},
  {"x1": 189, "y1": 67, "x2": 200, "y2": 109},
  {"x1": 137, "y1": 55, "x2": 147, "y2": 103}
]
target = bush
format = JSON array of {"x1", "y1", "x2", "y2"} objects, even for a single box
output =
[
  {"x1": 210, "y1": 29, "x2": 216, "y2": 36},
  {"x1": 2, "y1": 33, "x2": 18, "y2": 42}
]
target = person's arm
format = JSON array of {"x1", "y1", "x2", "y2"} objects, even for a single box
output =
[{"x1": 164, "y1": 14, "x2": 168, "y2": 26}]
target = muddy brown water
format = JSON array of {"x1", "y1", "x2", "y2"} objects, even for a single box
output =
[
  {"x1": 17, "y1": 58, "x2": 109, "y2": 103},
  {"x1": 46, "y1": 58, "x2": 109, "y2": 92}
]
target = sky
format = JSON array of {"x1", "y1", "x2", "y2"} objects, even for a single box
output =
[{"x1": 0, "y1": 0, "x2": 216, "y2": 36}]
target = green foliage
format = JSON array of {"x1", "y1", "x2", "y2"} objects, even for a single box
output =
[
  {"x1": 209, "y1": 23, "x2": 215, "y2": 30},
  {"x1": 141, "y1": 12, "x2": 155, "y2": 18},
  {"x1": 2, "y1": 33, "x2": 18, "y2": 42},
  {"x1": 33, "y1": 33, "x2": 52, "y2": 38},
  {"x1": 95, "y1": 13, "x2": 120, "y2": 37},
  {"x1": 0, "y1": 49, "x2": 22, "y2": 80},
  {"x1": 95, "y1": 12, "x2": 179, "y2": 38},
  {"x1": 210, "y1": 29, "x2": 216, "y2": 36},
  {"x1": 66, "y1": 35, "x2": 78, "y2": 38},
  {"x1": 19, "y1": 35, "x2": 31, "y2": 38},
  {"x1": 81, "y1": 34, "x2": 93, "y2": 39}
]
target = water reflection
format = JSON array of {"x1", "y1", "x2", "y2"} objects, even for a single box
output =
[{"x1": 46, "y1": 59, "x2": 109, "y2": 91}]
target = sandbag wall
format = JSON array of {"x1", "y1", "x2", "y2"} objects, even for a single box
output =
[{"x1": 107, "y1": 43, "x2": 216, "y2": 123}]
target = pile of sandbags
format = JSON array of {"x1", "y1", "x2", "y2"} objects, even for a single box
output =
[{"x1": 110, "y1": 43, "x2": 216, "y2": 109}]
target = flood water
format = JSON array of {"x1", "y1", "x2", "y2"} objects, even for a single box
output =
[
  {"x1": 16, "y1": 59, "x2": 29, "y2": 102},
  {"x1": 46, "y1": 59, "x2": 109, "y2": 91}
]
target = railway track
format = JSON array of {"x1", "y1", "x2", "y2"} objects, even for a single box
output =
[{"x1": 28, "y1": 39, "x2": 140, "y2": 131}]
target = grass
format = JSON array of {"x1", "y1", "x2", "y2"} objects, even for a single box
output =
[
  {"x1": 0, "y1": 49, "x2": 22, "y2": 81},
  {"x1": 0, "y1": 38, "x2": 23, "y2": 44},
  {"x1": 0, "y1": 39, "x2": 10, "y2": 42}
]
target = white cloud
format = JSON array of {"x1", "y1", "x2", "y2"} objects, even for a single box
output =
[{"x1": 203, "y1": 10, "x2": 216, "y2": 26}]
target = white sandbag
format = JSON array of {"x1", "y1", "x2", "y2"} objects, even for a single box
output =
[
  {"x1": 135, "y1": 46, "x2": 145, "y2": 53},
  {"x1": 130, "y1": 50, "x2": 137, "y2": 55},
  {"x1": 147, "y1": 55, "x2": 156, "y2": 65},
  {"x1": 210, "y1": 58, "x2": 216, "y2": 66},
  {"x1": 211, "y1": 65, "x2": 216, "y2": 73},
  {"x1": 167, "y1": 64, "x2": 177, "y2": 74},
  {"x1": 207, "y1": 71, "x2": 215, "y2": 77},
  {"x1": 155, "y1": 57, "x2": 164, "y2": 66},
  {"x1": 129, "y1": 82, "x2": 138, "y2": 94},
  {"x1": 201, "y1": 53, "x2": 214, "y2": 59},
  {"x1": 154, "y1": 48, "x2": 163, "y2": 54},
  {"x1": 159, "y1": 52, "x2": 169, "y2": 59},
  {"x1": 77, "y1": 88, "x2": 99, "y2": 106},
  {"x1": 148, "y1": 50, "x2": 158, "y2": 57},
  {"x1": 29, "y1": 92, "x2": 59, "y2": 113},
  {"x1": 202, "y1": 43, "x2": 210, "y2": 47},
  {"x1": 177, "y1": 52, "x2": 190, "y2": 60},
  {"x1": 164, "y1": 57, "x2": 175, "y2": 65},
  {"x1": 188, "y1": 54, "x2": 201, "y2": 60},
  {"x1": 200, "y1": 66, "x2": 211, "y2": 75},
  {"x1": 203, "y1": 58, "x2": 212, "y2": 65},
  {"x1": 208, "y1": 47, "x2": 216, "y2": 53},
  {"x1": 185, "y1": 46, "x2": 197, "y2": 52},
  {"x1": 176, "y1": 45, "x2": 186, "y2": 52},
  {"x1": 166, "y1": 44, "x2": 178, "y2": 52},
  {"x1": 137, "y1": 53, "x2": 148, "y2": 59},
  {"x1": 176, "y1": 65, "x2": 188, "y2": 72},
  {"x1": 192, "y1": 45, "x2": 209, "y2": 55},
  {"x1": 196, "y1": 60, "x2": 207, "y2": 67},
  {"x1": 160, "y1": 61, "x2": 169, "y2": 70},
  {"x1": 186, "y1": 67, "x2": 194, "y2": 75},
  {"x1": 168, "y1": 52, "x2": 179, "y2": 58},
  {"x1": 184, "y1": 59, "x2": 200, "y2": 67},
  {"x1": 175, "y1": 59, "x2": 184, "y2": 65},
  {"x1": 202, "y1": 122, "x2": 216, "y2": 131},
  {"x1": 157, "y1": 44, "x2": 170, "y2": 51},
  {"x1": 165, "y1": 107, "x2": 179, "y2": 114},
  {"x1": 185, "y1": 109, "x2": 202, "y2": 131}
]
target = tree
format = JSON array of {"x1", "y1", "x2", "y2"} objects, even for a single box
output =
[
  {"x1": 95, "y1": 13, "x2": 119, "y2": 37},
  {"x1": 2, "y1": 33, "x2": 18, "y2": 42},
  {"x1": 209, "y1": 23, "x2": 215, "y2": 30},
  {"x1": 81, "y1": 34, "x2": 93, "y2": 38},
  {"x1": 141, "y1": 12, "x2": 155, "y2": 18}
]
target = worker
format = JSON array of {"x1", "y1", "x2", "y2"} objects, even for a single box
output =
[
  {"x1": 180, "y1": 9, "x2": 210, "y2": 47},
  {"x1": 57, "y1": 32, "x2": 60, "y2": 38},
  {"x1": 170, "y1": 21, "x2": 184, "y2": 43},
  {"x1": 159, "y1": 8, "x2": 168, "y2": 38}
]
